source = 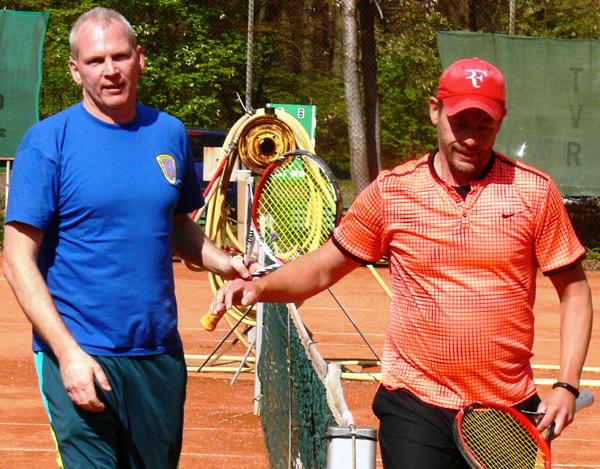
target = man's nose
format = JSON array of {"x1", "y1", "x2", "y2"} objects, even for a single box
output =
[
  {"x1": 461, "y1": 130, "x2": 479, "y2": 147},
  {"x1": 104, "y1": 59, "x2": 118, "y2": 75}
]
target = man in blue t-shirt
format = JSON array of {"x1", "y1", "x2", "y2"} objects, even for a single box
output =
[{"x1": 2, "y1": 7, "x2": 256, "y2": 469}]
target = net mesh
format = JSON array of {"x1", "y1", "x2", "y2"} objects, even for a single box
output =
[{"x1": 258, "y1": 300, "x2": 350, "y2": 469}]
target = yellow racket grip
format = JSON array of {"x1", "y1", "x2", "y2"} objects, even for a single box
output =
[{"x1": 201, "y1": 310, "x2": 225, "y2": 331}]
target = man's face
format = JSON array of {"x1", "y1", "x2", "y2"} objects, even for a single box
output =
[
  {"x1": 69, "y1": 20, "x2": 144, "y2": 124},
  {"x1": 430, "y1": 97, "x2": 503, "y2": 186}
]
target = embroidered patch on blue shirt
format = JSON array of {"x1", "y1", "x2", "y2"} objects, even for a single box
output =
[{"x1": 156, "y1": 154, "x2": 177, "y2": 184}]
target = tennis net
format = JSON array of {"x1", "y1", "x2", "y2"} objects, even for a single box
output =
[{"x1": 258, "y1": 301, "x2": 354, "y2": 468}]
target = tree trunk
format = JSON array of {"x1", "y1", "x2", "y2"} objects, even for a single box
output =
[
  {"x1": 358, "y1": 0, "x2": 381, "y2": 180},
  {"x1": 302, "y1": 0, "x2": 316, "y2": 83},
  {"x1": 342, "y1": 0, "x2": 369, "y2": 196},
  {"x1": 329, "y1": 2, "x2": 344, "y2": 79}
]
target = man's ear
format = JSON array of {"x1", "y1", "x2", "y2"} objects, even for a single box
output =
[
  {"x1": 136, "y1": 45, "x2": 145, "y2": 74},
  {"x1": 429, "y1": 96, "x2": 440, "y2": 126},
  {"x1": 495, "y1": 108, "x2": 507, "y2": 131},
  {"x1": 69, "y1": 58, "x2": 83, "y2": 85}
]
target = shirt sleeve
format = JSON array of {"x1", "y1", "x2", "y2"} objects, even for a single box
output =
[
  {"x1": 534, "y1": 179, "x2": 586, "y2": 274},
  {"x1": 332, "y1": 176, "x2": 387, "y2": 263},
  {"x1": 6, "y1": 144, "x2": 58, "y2": 232},
  {"x1": 173, "y1": 134, "x2": 203, "y2": 216}
]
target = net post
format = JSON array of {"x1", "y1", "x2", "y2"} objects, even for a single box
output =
[
  {"x1": 253, "y1": 246, "x2": 265, "y2": 416},
  {"x1": 236, "y1": 169, "x2": 252, "y2": 246}
]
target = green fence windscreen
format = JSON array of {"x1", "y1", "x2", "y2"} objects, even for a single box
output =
[
  {"x1": 0, "y1": 10, "x2": 49, "y2": 158},
  {"x1": 437, "y1": 31, "x2": 600, "y2": 197}
]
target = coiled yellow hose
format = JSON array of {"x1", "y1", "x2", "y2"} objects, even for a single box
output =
[{"x1": 190, "y1": 108, "x2": 315, "y2": 334}]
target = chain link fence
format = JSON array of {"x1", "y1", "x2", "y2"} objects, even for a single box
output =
[{"x1": 3, "y1": 0, "x2": 600, "y2": 259}]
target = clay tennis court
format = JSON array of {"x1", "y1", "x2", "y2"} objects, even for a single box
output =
[{"x1": 1, "y1": 261, "x2": 599, "y2": 468}]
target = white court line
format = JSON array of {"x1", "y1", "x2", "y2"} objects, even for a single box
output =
[
  {"x1": 0, "y1": 422, "x2": 48, "y2": 426},
  {"x1": 0, "y1": 421, "x2": 258, "y2": 433},
  {"x1": 551, "y1": 466, "x2": 600, "y2": 468},
  {"x1": 181, "y1": 452, "x2": 261, "y2": 458},
  {"x1": 0, "y1": 448, "x2": 54, "y2": 452}
]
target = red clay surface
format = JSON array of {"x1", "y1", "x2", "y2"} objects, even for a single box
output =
[{"x1": 1, "y1": 260, "x2": 599, "y2": 468}]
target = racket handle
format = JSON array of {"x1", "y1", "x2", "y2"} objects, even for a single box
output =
[
  {"x1": 547, "y1": 389, "x2": 595, "y2": 446},
  {"x1": 201, "y1": 310, "x2": 225, "y2": 331},
  {"x1": 576, "y1": 389, "x2": 595, "y2": 412}
]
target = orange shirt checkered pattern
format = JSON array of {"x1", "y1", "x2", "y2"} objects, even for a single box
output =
[{"x1": 333, "y1": 151, "x2": 585, "y2": 409}]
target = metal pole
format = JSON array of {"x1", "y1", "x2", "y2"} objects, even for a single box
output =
[
  {"x1": 246, "y1": 0, "x2": 255, "y2": 111},
  {"x1": 509, "y1": 0, "x2": 516, "y2": 35},
  {"x1": 253, "y1": 246, "x2": 265, "y2": 416}
]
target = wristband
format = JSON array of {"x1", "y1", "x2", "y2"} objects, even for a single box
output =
[{"x1": 552, "y1": 381, "x2": 580, "y2": 398}]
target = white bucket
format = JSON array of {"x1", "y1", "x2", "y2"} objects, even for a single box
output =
[{"x1": 327, "y1": 426, "x2": 377, "y2": 469}]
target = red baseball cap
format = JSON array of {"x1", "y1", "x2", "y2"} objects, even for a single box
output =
[{"x1": 437, "y1": 57, "x2": 507, "y2": 121}]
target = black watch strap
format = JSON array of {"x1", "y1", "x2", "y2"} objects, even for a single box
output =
[{"x1": 552, "y1": 381, "x2": 580, "y2": 398}]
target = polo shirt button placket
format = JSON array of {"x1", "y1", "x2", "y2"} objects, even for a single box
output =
[{"x1": 461, "y1": 211, "x2": 470, "y2": 227}]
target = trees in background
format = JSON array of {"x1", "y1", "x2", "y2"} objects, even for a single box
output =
[{"x1": 5, "y1": 0, "x2": 600, "y2": 197}]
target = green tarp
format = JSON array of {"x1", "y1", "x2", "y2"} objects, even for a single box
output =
[
  {"x1": 0, "y1": 10, "x2": 49, "y2": 158},
  {"x1": 437, "y1": 31, "x2": 600, "y2": 197}
]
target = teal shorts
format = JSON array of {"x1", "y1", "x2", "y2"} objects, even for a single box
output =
[{"x1": 35, "y1": 348, "x2": 187, "y2": 469}]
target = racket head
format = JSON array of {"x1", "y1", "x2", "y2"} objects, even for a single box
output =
[
  {"x1": 252, "y1": 150, "x2": 342, "y2": 264},
  {"x1": 454, "y1": 401, "x2": 551, "y2": 469}
]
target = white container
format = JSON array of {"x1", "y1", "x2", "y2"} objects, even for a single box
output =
[{"x1": 327, "y1": 426, "x2": 377, "y2": 469}]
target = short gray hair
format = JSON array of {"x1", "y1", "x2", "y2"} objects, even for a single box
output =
[{"x1": 70, "y1": 7, "x2": 137, "y2": 59}]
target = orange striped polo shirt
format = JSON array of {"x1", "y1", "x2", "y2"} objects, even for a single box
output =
[{"x1": 333, "y1": 151, "x2": 585, "y2": 409}]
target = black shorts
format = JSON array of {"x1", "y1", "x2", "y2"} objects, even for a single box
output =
[
  {"x1": 372, "y1": 386, "x2": 541, "y2": 469},
  {"x1": 35, "y1": 348, "x2": 187, "y2": 469}
]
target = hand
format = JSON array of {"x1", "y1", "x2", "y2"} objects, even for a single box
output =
[
  {"x1": 228, "y1": 255, "x2": 264, "y2": 280},
  {"x1": 57, "y1": 346, "x2": 112, "y2": 412},
  {"x1": 536, "y1": 387, "x2": 577, "y2": 438},
  {"x1": 211, "y1": 277, "x2": 261, "y2": 315}
]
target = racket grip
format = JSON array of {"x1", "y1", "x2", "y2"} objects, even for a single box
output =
[
  {"x1": 576, "y1": 389, "x2": 595, "y2": 412},
  {"x1": 201, "y1": 310, "x2": 225, "y2": 331}
]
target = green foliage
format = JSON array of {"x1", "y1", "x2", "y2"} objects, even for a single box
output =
[
  {"x1": 8, "y1": 0, "x2": 600, "y2": 181},
  {"x1": 131, "y1": 2, "x2": 249, "y2": 128},
  {"x1": 12, "y1": 0, "x2": 251, "y2": 126},
  {"x1": 586, "y1": 248, "x2": 600, "y2": 259},
  {"x1": 377, "y1": 1, "x2": 447, "y2": 169},
  {"x1": 515, "y1": 0, "x2": 600, "y2": 39}
]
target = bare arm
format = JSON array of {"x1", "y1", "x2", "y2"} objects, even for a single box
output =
[
  {"x1": 171, "y1": 213, "x2": 258, "y2": 280},
  {"x1": 537, "y1": 263, "x2": 593, "y2": 437},
  {"x1": 2, "y1": 222, "x2": 111, "y2": 412},
  {"x1": 212, "y1": 239, "x2": 362, "y2": 313}
]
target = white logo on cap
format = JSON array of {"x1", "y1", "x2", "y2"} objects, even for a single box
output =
[{"x1": 466, "y1": 69, "x2": 488, "y2": 88}]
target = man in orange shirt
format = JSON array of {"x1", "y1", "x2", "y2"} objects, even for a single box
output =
[{"x1": 212, "y1": 58, "x2": 593, "y2": 469}]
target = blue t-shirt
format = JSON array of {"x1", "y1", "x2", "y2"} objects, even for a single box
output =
[{"x1": 6, "y1": 102, "x2": 202, "y2": 356}]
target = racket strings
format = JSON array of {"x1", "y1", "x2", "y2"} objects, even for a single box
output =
[
  {"x1": 256, "y1": 156, "x2": 337, "y2": 262},
  {"x1": 462, "y1": 409, "x2": 548, "y2": 468}
]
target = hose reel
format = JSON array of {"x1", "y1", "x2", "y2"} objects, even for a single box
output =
[{"x1": 238, "y1": 116, "x2": 297, "y2": 174}]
